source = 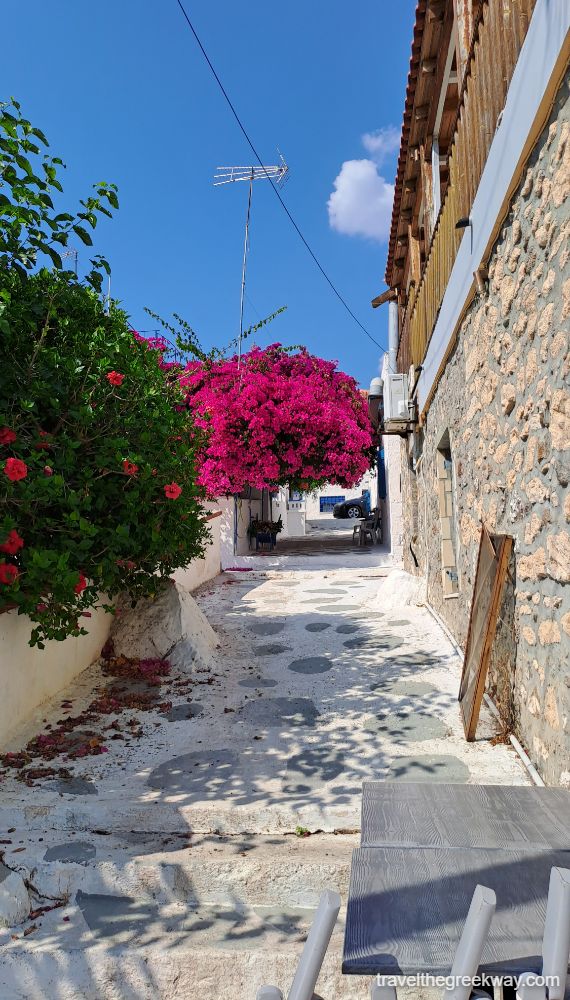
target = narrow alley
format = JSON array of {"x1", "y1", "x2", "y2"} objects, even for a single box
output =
[{"x1": 0, "y1": 562, "x2": 528, "y2": 999}]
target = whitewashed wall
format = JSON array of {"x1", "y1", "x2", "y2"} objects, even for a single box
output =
[
  {"x1": 0, "y1": 605, "x2": 112, "y2": 747},
  {"x1": 304, "y1": 468, "x2": 379, "y2": 519},
  {"x1": 0, "y1": 508, "x2": 224, "y2": 748}
]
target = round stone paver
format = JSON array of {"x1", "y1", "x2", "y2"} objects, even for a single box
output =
[
  {"x1": 248, "y1": 622, "x2": 286, "y2": 636},
  {"x1": 387, "y1": 619, "x2": 412, "y2": 627},
  {"x1": 314, "y1": 604, "x2": 361, "y2": 613},
  {"x1": 283, "y1": 747, "x2": 346, "y2": 793},
  {"x1": 238, "y1": 697, "x2": 320, "y2": 728},
  {"x1": 343, "y1": 635, "x2": 402, "y2": 651},
  {"x1": 253, "y1": 643, "x2": 289, "y2": 656},
  {"x1": 239, "y1": 677, "x2": 278, "y2": 688},
  {"x1": 287, "y1": 656, "x2": 332, "y2": 675},
  {"x1": 305, "y1": 622, "x2": 331, "y2": 632},
  {"x1": 370, "y1": 680, "x2": 437, "y2": 697},
  {"x1": 364, "y1": 712, "x2": 450, "y2": 743},
  {"x1": 335, "y1": 623, "x2": 361, "y2": 634},
  {"x1": 388, "y1": 754, "x2": 470, "y2": 783},
  {"x1": 301, "y1": 597, "x2": 339, "y2": 604},
  {"x1": 45, "y1": 777, "x2": 98, "y2": 796},
  {"x1": 43, "y1": 841, "x2": 97, "y2": 864},
  {"x1": 166, "y1": 702, "x2": 203, "y2": 722},
  {"x1": 306, "y1": 589, "x2": 348, "y2": 595},
  {"x1": 148, "y1": 749, "x2": 238, "y2": 796}
]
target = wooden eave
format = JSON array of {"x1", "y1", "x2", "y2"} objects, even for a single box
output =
[{"x1": 385, "y1": 0, "x2": 453, "y2": 287}]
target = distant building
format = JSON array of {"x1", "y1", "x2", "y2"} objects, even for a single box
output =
[{"x1": 371, "y1": 0, "x2": 569, "y2": 785}]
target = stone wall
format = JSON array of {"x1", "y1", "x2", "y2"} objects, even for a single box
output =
[{"x1": 400, "y1": 76, "x2": 570, "y2": 786}]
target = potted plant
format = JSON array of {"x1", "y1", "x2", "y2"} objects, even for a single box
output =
[{"x1": 248, "y1": 516, "x2": 283, "y2": 550}]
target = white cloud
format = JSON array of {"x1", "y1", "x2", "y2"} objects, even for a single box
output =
[
  {"x1": 327, "y1": 158, "x2": 395, "y2": 243},
  {"x1": 361, "y1": 125, "x2": 401, "y2": 164},
  {"x1": 327, "y1": 125, "x2": 398, "y2": 243}
]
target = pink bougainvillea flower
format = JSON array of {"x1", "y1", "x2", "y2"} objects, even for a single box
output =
[
  {"x1": 179, "y1": 345, "x2": 374, "y2": 498},
  {"x1": 0, "y1": 427, "x2": 17, "y2": 446},
  {"x1": 74, "y1": 572, "x2": 88, "y2": 595},
  {"x1": 43, "y1": 465, "x2": 53, "y2": 476},
  {"x1": 164, "y1": 482, "x2": 182, "y2": 500},
  {"x1": 122, "y1": 460, "x2": 139, "y2": 475},
  {"x1": 106, "y1": 371, "x2": 124, "y2": 386},
  {"x1": 0, "y1": 530, "x2": 24, "y2": 555},
  {"x1": 0, "y1": 563, "x2": 19, "y2": 586},
  {"x1": 4, "y1": 458, "x2": 27, "y2": 482},
  {"x1": 36, "y1": 603, "x2": 48, "y2": 612}
]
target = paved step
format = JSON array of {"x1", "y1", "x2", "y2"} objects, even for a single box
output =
[
  {"x1": 16, "y1": 832, "x2": 357, "y2": 909},
  {"x1": 1, "y1": 895, "x2": 372, "y2": 1000}
]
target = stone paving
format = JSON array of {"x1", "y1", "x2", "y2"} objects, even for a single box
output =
[{"x1": 0, "y1": 564, "x2": 529, "y2": 999}]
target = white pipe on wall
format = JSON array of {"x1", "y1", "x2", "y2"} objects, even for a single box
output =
[{"x1": 388, "y1": 300, "x2": 398, "y2": 374}]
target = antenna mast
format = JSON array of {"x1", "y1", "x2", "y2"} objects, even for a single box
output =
[{"x1": 214, "y1": 154, "x2": 288, "y2": 364}]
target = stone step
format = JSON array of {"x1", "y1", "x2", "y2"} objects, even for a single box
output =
[
  {"x1": 14, "y1": 832, "x2": 358, "y2": 909},
  {"x1": 0, "y1": 897, "x2": 371, "y2": 1000}
]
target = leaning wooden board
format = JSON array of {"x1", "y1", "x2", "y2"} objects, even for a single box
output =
[
  {"x1": 459, "y1": 527, "x2": 513, "y2": 739},
  {"x1": 342, "y1": 845, "x2": 570, "y2": 976},
  {"x1": 360, "y1": 782, "x2": 570, "y2": 851}
]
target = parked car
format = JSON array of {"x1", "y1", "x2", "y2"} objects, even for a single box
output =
[{"x1": 333, "y1": 496, "x2": 368, "y2": 519}]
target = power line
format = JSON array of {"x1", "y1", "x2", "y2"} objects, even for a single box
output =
[{"x1": 174, "y1": 0, "x2": 385, "y2": 355}]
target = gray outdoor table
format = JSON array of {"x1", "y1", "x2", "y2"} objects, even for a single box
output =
[{"x1": 342, "y1": 782, "x2": 570, "y2": 977}]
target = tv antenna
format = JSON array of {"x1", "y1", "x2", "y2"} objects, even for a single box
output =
[{"x1": 214, "y1": 153, "x2": 288, "y2": 364}]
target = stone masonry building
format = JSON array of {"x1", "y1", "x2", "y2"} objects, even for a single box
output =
[{"x1": 373, "y1": 0, "x2": 569, "y2": 784}]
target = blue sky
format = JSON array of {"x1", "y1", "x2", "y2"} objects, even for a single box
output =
[{"x1": 4, "y1": 0, "x2": 415, "y2": 386}]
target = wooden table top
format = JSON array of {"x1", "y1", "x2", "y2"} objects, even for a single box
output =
[
  {"x1": 342, "y1": 845, "x2": 570, "y2": 976},
  {"x1": 343, "y1": 783, "x2": 570, "y2": 976},
  {"x1": 360, "y1": 782, "x2": 570, "y2": 851}
]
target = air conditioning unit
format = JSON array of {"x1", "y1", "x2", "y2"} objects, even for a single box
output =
[{"x1": 383, "y1": 373, "x2": 416, "y2": 432}]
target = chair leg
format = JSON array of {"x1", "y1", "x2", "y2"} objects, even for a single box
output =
[
  {"x1": 443, "y1": 884, "x2": 496, "y2": 1000},
  {"x1": 287, "y1": 890, "x2": 341, "y2": 1000},
  {"x1": 371, "y1": 982, "x2": 398, "y2": 1000},
  {"x1": 541, "y1": 867, "x2": 570, "y2": 1000},
  {"x1": 256, "y1": 989, "x2": 284, "y2": 1000}
]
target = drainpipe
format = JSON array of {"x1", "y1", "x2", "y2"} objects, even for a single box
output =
[{"x1": 388, "y1": 300, "x2": 398, "y2": 374}]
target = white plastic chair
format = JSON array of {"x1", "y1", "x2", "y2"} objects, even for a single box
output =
[
  {"x1": 369, "y1": 884, "x2": 496, "y2": 1000},
  {"x1": 443, "y1": 883, "x2": 496, "y2": 1000},
  {"x1": 256, "y1": 889, "x2": 341, "y2": 1000},
  {"x1": 517, "y1": 867, "x2": 570, "y2": 1000}
]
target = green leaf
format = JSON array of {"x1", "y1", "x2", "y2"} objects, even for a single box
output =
[{"x1": 72, "y1": 225, "x2": 93, "y2": 246}]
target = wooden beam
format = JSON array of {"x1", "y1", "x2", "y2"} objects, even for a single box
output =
[{"x1": 371, "y1": 288, "x2": 398, "y2": 309}]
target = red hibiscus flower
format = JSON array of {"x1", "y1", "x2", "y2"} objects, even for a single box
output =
[
  {"x1": 0, "y1": 428, "x2": 17, "y2": 446},
  {"x1": 0, "y1": 530, "x2": 24, "y2": 555},
  {"x1": 4, "y1": 458, "x2": 27, "y2": 482},
  {"x1": 0, "y1": 563, "x2": 19, "y2": 586},
  {"x1": 122, "y1": 460, "x2": 139, "y2": 475},
  {"x1": 164, "y1": 482, "x2": 182, "y2": 500},
  {"x1": 74, "y1": 572, "x2": 87, "y2": 594},
  {"x1": 106, "y1": 371, "x2": 124, "y2": 386}
]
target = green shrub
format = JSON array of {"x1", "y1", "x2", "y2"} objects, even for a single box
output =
[
  {"x1": 0, "y1": 268, "x2": 209, "y2": 646},
  {"x1": 0, "y1": 100, "x2": 208, "y2": 646}
]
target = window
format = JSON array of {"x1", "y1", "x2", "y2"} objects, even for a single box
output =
[{"x1": 437, "y1": 432, "x2": 459, "y2": 596}]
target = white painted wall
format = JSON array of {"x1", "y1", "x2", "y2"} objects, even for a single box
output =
[
  {"x1": 304, "y1": 467, "x2": 379, "y2": 519},
  {"x1": 383, "y1": 432, "x2": 404, "y2": 564},
  {"x1": 380, "y1": 354, "x2": 404, "y2": 564},
  {"x1": 0, "y1": 605, "x2": 112, "y2": 748},
  {"x1": 172, "y1": 505, "x2": 222, "y2": 592},
  {"x1": 0, "y1": 508, "x2": 224, "y2": 748}
]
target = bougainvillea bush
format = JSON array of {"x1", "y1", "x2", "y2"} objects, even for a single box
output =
[
  {"x1": 177, "y1": 345, "x2": 375, "y2": 497},
  {"x1": 0, "y1": 101, "x2": 208, "y2": 646}
]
